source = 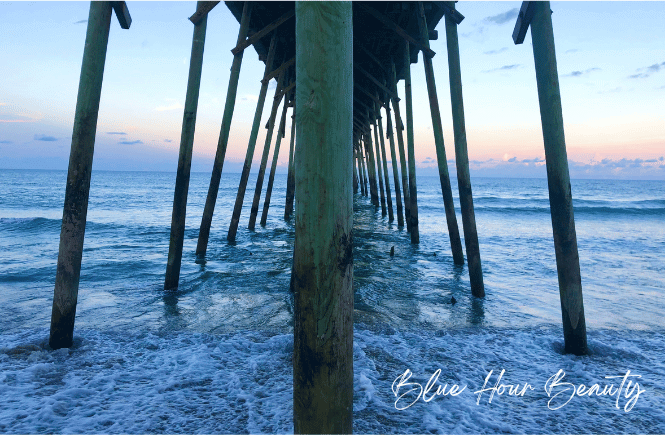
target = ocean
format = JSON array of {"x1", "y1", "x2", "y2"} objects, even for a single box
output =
[{"x1": 0, "y1": 168, "x2": 664, "y2": 433}]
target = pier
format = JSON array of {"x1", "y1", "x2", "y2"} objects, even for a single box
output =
[{"x1": 48, "y1": 1, "x2": 588, "y2": 432}]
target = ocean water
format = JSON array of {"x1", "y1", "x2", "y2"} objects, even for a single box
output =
[{"x1": 0, "y1": 168, "x2": 664, "y2": 433}]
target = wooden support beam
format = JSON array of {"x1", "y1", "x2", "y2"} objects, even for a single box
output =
[
  {"x1": 49, "y1": 1, "x2": 113, "y2": 349},
  {"x1": 376, "y1": 97, "x2": 394, "y2": 222},
  {"x1": 164, "y1": 1, "x2": 208, "y2": 290},
  {"x1": 355, "y1": 64, "x2": 397, "y2": 101},
  {"x1": 359, "y1": 139, "x2": 369, "y2": 196},
  {"x1": 227, "y1": 34, "x2": 277, "y2": 243},
  {"x1": 261, "y1": 89, "x2": 290, "y2": 227},
  {"x1": 277, "y1": 80, "x2": 295, "y2": 100},
  {"x1": 264, "y1": 56, "x2": 295, "y2": 83},
  {"x1": 248, "y1": 68, "x2": 287, "y2": 230},
  {"x1": 110, "y1": 1, "x2": 131, "y2": 29},
  {"x1": 231, "y1": 9, "x2": 295, "y2": 55},
  {"x1": 435, "y1": 1, "x2": 465, "y2": 25},
  {"x1": 385, "y1": 99, "x2": 404, "y2": 226},
  {"x1": 188, "y1": 1, "x2": 219, "y2": 25},
  {"x1": 513, "y1": 1, "x2": 536, "y2": 45},
  {"x1": 417, "y1": 1, "x2": 463, "y2": 261},
  {"x1": 390, "y1": 60, "x2": 412, "y2": 232},
  {"x1": 530, "y1": 1, "x2": 588, "y2": 355},
  {"x1": 364, "y1": 132, "x2": 380, "y2": 207},
  {"x1": 293, "y1": 3, "x2": 353, "y2": 433},
  {"x1": 358, "y1": 3, "x2": 436, "y2": 59},
  {"x1": 444, "y1": 7, "x2": 485, "y2": 296},
  {"x1": 372, "y1": 111, "x2": 387, "y2": 216},
  {"x1": 284, "y1": 107, "x2": 296, "y2": 220},
  {"x1": 196, "y1": 1, "x2": 251, "y2": 260},
  {"x1": 403, "y1": 40, "x2": 420, "y2": 243}
]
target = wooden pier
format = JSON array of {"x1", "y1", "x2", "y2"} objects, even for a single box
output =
[{"x1": 48, "y1": 0, "x2": 588, "y2": 431}]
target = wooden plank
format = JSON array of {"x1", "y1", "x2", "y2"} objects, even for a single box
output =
[
  {"x1": 513, "y1": 1, "x2": 536, "y2": 45},
  {"x1": 358, "y1": 4, "x2": 436, "y2": 59},
  {"x1": 231, "y1": 9, "x2": 295, "y2": 55},
  {"x1": 264, "y1": 56, "x2": 295, "y2": 83},
  {"x1": 188, "y1": 1, "x2": 219, "y2": 25},
  {"x1": 110, "y1": 1, "x2": 131, "y2": 29},
  {"x1": 435, "y1": 1, "x2": 465, "y2": 25},
  {"x1": 277, "y1": 81, "x2": 295, "y2": 99},
  {"x1": 355, "y1": 64, "x2": 397, "y2": 101}
]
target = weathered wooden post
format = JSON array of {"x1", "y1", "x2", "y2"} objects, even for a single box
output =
[
  {"x1": 353, "y1": 149, "x2": 359, "y2": 194},
  {"x1": 261, "y1": 89, "x2": 291, "y2": 226},
  {"x1": 164, "y1": 2, "x2": 208, "y2": 289},
  {"x1": 403, "y1": 41, "x2": 420, "y2": 243},
  {"x1": 364, "y1": 132, "x2": 380, "y2": 207},
  {"x1": 371, "y1": 113, "x2": 387, "y2": 216},
  {"x1": 359, "y1": 139, "x2": 369, "y2": 197},
  {"x1": 249, "y1": 69, "x2": 288, "y2": 230},
  {"x1": 416, "y1": 2, "x2": 463, "y2": 262},
  {"x1": 444, "y1": 4, "x2": 485, "y2": 296},
  {"x1": 376, "y1": 99, "x2": 394, "y2": 222},
  {"x1": 385, "y1": 99, "x2": 404, "y2": 226},
  {"x1": 49, "y1": 1, "x2": 124, "y2": 349},
  {"x1": 196, "y1": 1, "x2": 251, "y2": 260},
  {"x1": 513, "y1": 1, "x2": 587, "y2": 355},
  {"x1": 390, "y1": 60, "x2": 412, "y2": 232},
  {"x1": 227, "y1": 34, "x2": 277, "y2": 243},
  {"x1": 293, "y1": 2, "x2": 353, "y2": 432},
  {"x1": 284, "y1": 109, "x2": 296, "y2": 220}
]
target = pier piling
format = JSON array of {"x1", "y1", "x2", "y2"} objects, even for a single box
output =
[
  {"x1": 164, "y1": 1, "x2": 208, "y2": 289},
  {"x1": 261, "y1": 89, "x2": 291, "y2": 227},
  {"x1": 416, "y1": 2, "x2": 463, "y2": 263},
  {"x1": 376, "y1": 98, "x2": 394, "y2": 222},
  {"x1": 403, "y1": 42, "x2": 420, "y2": 243},
  {"x1": 528, "y1": 1, "x2": 588, "y2": 355},
  {"x1": 284, "y1": 110, "x2": 296, "y2": 220},
  {"x1": 248, "y1": 68, "x2": 287, "y2": 230},
  {"x1": 371, "y1": 111, "x2": 387, "y2": 216},
  {"x1": 444, "y1": 6, "x2": 485, "y2": 296},
  {"x1": 227, "y1": 34, "x2": 277, "y2": 243},
  {"x1": 385, "y1": 99, "x2": 404, "y2": 226},
  {"x1": 292, "y1": 2, "x2": 353, "y2": 432},
  {"x1": 390, "y1": 60, "x2": 412, "y2": 233},
  {"x1": 196, "y1": 1, "x2": 251, "y2": 260},
  {"x1": 49, "y1": 1, "x2": 114, "y2": 349}
]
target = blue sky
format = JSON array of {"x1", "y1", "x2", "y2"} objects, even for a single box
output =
[{"x1": 1, "y1": 1, "x2": 664, "y2": 179}]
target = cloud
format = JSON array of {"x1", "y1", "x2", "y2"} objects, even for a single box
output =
[
  {"x1": 0, "y1": 140, "x2": 13, "y2": 144},
  {"x1": 522, "y1": 157, "x2": 544, "y2": 163},
  {"x1": 156, "y1": 103, "x2": 183, "y2": 112},
  {"x1": 118, "y1": 140, "x2": 143, "y2": 145},
  {"x1": 628, "y1": 61, "x2": 665, "y2": 79},
  {"x1": 241, "y1": 94, "x2": 259, "y2": 103},
  {"x1": 34, "y1": 134, "x2": 58, "y2": 142},
  {"x1": 482, "y1": 64, "x2": 521, "y2": 73},
  {"x1": 483, "y1": 47, "x2": 508, "y2": 55},
  {"x1": 485, "y1": 8, "x2": 519, "y2": 25},
  {"x1": 164, "y1": 139, "x2": 173, "y2": 143},
  {"x1": 565, "y1": 49, "x2": 579, "y2": 54},
  {"x1": 107, "y1": 131, "x2": 126, "y2": 135},
  {"x1": 564, "y1": 67, "x2": 600, "y2": 78},
  {"x1": 74, "y1": 19, "x2": 87, "y2": 24}
]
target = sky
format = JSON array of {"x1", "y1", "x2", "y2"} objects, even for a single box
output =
[{"x1": 0, "y1": 1, "x2": 664, "y2": 179}]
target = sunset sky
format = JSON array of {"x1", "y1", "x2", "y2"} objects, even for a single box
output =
[{"x1": 1, "y1": 1, "x2": 664, "y2": 179}]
